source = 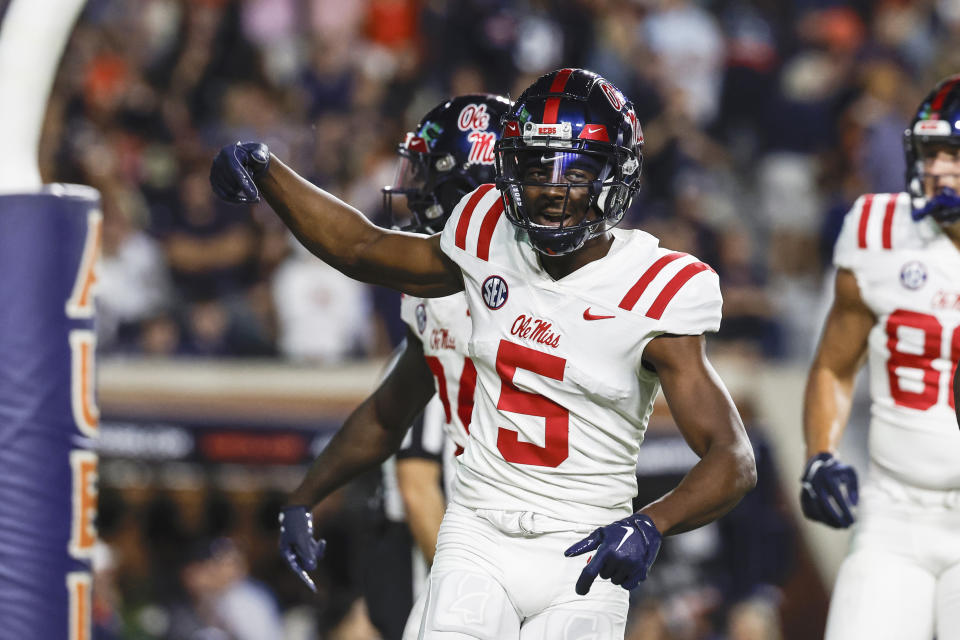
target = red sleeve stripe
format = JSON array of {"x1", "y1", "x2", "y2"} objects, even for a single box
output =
[
  {"x1": 476, "y1": 196, "x2": 505, "y2": 261},
  {"x1": 543, "y1": 68, "x2": 574, "y2": 124},
  {"x1": 618, "y1": 252, "x2": 684, "y2": 311},
  {"x1": 645, "y1": 262, "x2": 715, "y2": 320},
  {"x1": 455, "y1": 184, "x2": 496, "y2": 251},
  {"x1": 881, "y1": 194, "x2": 898, "y2": 249},
  {"x1": 856, "y1": 194, "x2": 874, "y2": 249}
]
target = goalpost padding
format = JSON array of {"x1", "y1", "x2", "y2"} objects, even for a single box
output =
[{"x1": 0, "y1": 186, "x2": 101, "y2": 640}]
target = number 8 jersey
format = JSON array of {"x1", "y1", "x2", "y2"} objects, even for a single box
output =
[
  {"x1": 835, "y1": 192, "x2": 960, "y2": 490},
  {"x1": 438, "y1": 185, "x2": 723, "y2": 525}
]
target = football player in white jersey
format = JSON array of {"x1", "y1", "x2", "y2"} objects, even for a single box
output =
[
  {"x1": 211, "y1": 68, "x2": 757, "y2": 639},
  {"x1": 801, "y1": 74, "x2": 960, "y2": 640},
  {"x1": 269, "y1": 94, "x2": 510, "y2": 638}
]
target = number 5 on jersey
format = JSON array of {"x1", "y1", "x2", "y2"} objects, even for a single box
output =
[{"x1": 495, "y1": 339, "x2": 569, "y2": 467}]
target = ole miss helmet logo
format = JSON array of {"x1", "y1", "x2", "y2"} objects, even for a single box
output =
[
  {"x1": 482, "y1": 275, "x2": 509, "y2": 310},
  {"x1": 457, "y1": 103, "x2": 496, "y2": 166}
]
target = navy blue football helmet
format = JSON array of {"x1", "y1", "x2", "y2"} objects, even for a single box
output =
[
  {"x1": 383, "y1": 94, "x2": 512, "y2": 234},
  {"x1": 904, "y1": 75, "x2": 960, "y2": 224},
  {"x1": 495, "y1": 68, "x2": 642, "y2": 255}
]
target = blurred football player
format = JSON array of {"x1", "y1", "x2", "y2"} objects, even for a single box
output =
[
  {"x1": 276, "y1": 94, "x2": 509, "y2": 639},
  {"x1": 801, "y1": 75, "x2": 960, "y2": 639},
  {"x1": 212, "y1": 68, "x2": 756, "y2": 639}
]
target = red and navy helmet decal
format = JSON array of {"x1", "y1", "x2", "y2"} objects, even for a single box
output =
[
  {"x1": 384, "y1": 94, "x2": 513, "y2": 234},
  {"x1": 494, "y1": 68, "x2": 643, "y2": 256}
]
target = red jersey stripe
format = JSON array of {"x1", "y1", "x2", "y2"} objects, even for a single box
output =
[
  {"x1": 543, "y1": 68, "x2": 574, "y2": 124},
  {"x1": 645, "y1": 262, "x2": 714, "y2": 320},
  {"x1": 619, "y1": 252, "x2": 684, "y2": 311},
  {"x1": 857, "y1": 194, "x2": 875, "y2": 249},
  {"x1": 457, "y1": 358, "x2": 476, "y2": 433},
  {"x1": 881, "y1": 194, "x2": 898, "y2": 249},
  {"x1": 476, "y1": 197, "x2": 505, "y2": 260},
  {"x1": 455, "y1": 184, "x2": 496, "y2": 251}
]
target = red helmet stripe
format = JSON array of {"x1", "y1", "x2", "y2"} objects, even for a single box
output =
[
  {"x1": 930, "y1": 78, "x2": 960, "y2": 112},
  {"x1": 543, "y1": 68, "x2": 575, "y2": 124}
]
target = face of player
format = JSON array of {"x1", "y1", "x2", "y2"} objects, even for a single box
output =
[
  {"x1": 519, "y1": 152, "x2": 602, "y2": 229},
  {"x1": 920, "y1": 142, "x2": 960, "y2": 199}
]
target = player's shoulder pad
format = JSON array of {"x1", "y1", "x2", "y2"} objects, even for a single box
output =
[
  {"x1": 439, "y1": 184, "x2": 509, "y2": 262},
  {"x1": 615, "y1": 248, "x2": 722, "y2": 334},
  {"x1": 834, "y1": 192, "x2": 924, "y2": 268},
  {"x1": 399, "y1": 292, "x2": 426, "y2": 335}
]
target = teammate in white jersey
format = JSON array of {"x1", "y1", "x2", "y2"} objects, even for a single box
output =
[
  {"x1": 211, "y1": 68, "x2": 757, "y2": 639},
  {"x1": 801, "y1": 74, "x2": 960, "y2": 640},
  {"x1": 265, "y1": 94, "x2": 510, "y2": 639}
]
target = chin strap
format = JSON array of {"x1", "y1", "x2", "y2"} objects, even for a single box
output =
[{"x1": 913, "y1": 187, "x2": 960, "y2": 223}]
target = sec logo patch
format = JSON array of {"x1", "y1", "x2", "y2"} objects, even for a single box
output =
[
  {"x1": 900, "y1": 261, "x2": 927, "y2": 290},
  {"x1": 482, "y1": 275, "x2": 508, "y2": 310},
  {"x1": 416, "y1": 303, "x2": 427, "y2": 334}
]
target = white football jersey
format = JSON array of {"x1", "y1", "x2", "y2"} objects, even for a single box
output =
[
  {"x1": 400, "y1": 292, "x2": 475, "y2": 454},
  {"x1": 835, "y1": 192, "x2": 960, "y2": 490},
  {"x1": 439, "y1": 184, "x2": 723, "y2": 525}
]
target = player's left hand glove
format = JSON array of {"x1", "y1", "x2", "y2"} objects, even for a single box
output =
[
  {"x1": 800, "y1": 452, "x2": 859, "y2": 528},
  {"x1": 278, "y1": 505, "x2": 326, "y2": 592},
  {"x1": 210, "y1": 141, "x2": 270, "y2": 204},
  {"x1": 564, "y1": 512, "x2": 662, "y2": 595}
]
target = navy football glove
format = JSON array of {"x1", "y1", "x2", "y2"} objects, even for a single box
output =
[
  {"x1": 800, "y1": 452, "x2": 859, "y2": 528},
  {"x1": 278, "y1": 506, "x2": 326, "y2": 592},
  {"x1": 564, "y1": 513, "x2": 662, "y2": 595},
  {"x1": 210, "y1": 141, "x2": 270, "y2": 203}
]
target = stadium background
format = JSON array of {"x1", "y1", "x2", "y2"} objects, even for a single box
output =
[{"x1": 33, "y1": 0, "x2": 960, "y2": 638}]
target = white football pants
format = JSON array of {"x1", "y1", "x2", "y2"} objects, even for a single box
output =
[
  {"x1": 414, "y1": 501, "x2": 628, "y2": 639},
  {"x1": 825, "y1": 466, "x2": 960, "y2": 640}
]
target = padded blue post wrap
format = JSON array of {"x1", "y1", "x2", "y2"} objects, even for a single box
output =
[{"x1": 0, "y1": 186, "x2": 100, "y2": 640}]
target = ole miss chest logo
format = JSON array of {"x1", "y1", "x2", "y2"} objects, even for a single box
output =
[{"x1": 482, "y1": 275, "x2": 508, "y2": 309}]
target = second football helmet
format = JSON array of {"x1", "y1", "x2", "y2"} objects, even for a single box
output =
[
  {"x1": 383, "y1": 94, "x2": 512, "y2": 234},
  {"x1": 495, "y1": 68, "x2": 643, "y2": 255},
  {"x1": 904, "y1": 74, "x2": 960, "y2": 224}
]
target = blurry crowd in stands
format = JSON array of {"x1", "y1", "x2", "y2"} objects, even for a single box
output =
[
  {"x1": 43, "y1": 0, "x2": 960, "y2": 363},
  {"x1": 60, "y1": 0, "x2": 960, "y2": 638}
]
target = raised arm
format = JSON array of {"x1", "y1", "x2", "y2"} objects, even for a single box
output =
[
  {"x1": 211, "y1": 142, "x2": 463, "y2": 297},
  {"x1": 637, "y1": 334, "x2": 757, "y2": 534},
  {"x1": 799, "y1": 268, "x2": 874, "y2": 528},
  {"x1": 278, "y1": 331, "x2": 437, "y2": 590}
]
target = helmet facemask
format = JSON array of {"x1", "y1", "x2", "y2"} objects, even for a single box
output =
[
  {"x1": 493, "y1": 69, "x2": 642, "y2": 256},
  {"x1": 906, "y1": 133, "x2": 960, "y2": 225},
  {"x1": 383, "y1": 138, "x2": 459, "y2": 234},
  {"x1": 904, "y1": 75, "x2": 960, "y2": 225},
  {"x1": 496, "y1": 130, "x2": 639, "y2": 256}
]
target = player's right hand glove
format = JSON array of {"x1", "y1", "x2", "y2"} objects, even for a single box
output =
[
  {"x1": 209, "y1": 141, "x2": 270, "y2": 204},
  {"x1": 278, "y1": 505, "x2": 325, "y2": 592},
  {"x1": 564, "y1": 512, "x2": 662, "y2": 595},
  {"x1": 800, "y1": 452, "x2": 859, "y2": 528}
]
